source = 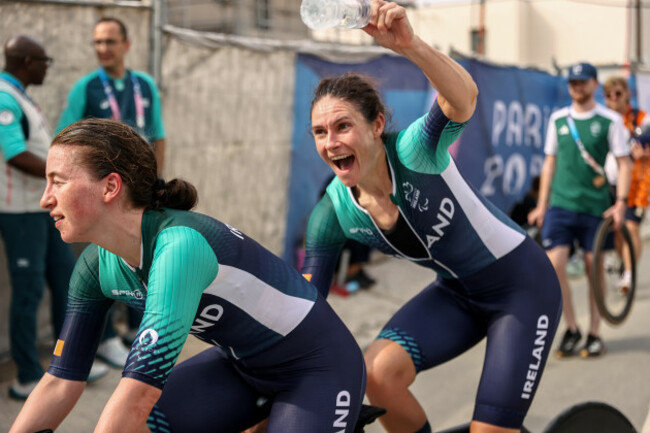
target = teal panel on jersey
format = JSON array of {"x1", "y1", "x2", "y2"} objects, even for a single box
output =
[
  {"x1": 122, "y1": 226, "x2": 218, "y2": 388},
  {"x1": 395, "y1": 114, "x2": 466, "y2": 175}
]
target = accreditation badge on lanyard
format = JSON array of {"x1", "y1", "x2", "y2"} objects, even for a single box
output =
[{"x1": 98, "y1": 68, "x2": 146, "y2": 136}]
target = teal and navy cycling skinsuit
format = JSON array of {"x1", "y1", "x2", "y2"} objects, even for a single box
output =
[
  {"x1": 302, "y1": 100, "x2": 563, "y2": 429},
  {"x1": 48, "y1": 208, "x2": 365, "y2": 433}
]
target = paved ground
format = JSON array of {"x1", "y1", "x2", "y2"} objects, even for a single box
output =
[{"x1": 2, "y1": 239, "x2": 650, "y2": 432}]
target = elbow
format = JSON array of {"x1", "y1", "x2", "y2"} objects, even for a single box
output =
[
  {"x1": 467, "y1": 83, "x2": 479, "y2": 116},
  {"x1": 454, "y1": 84, "x2": 478, "y2": 124}
]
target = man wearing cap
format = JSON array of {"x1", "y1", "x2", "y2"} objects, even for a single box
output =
[{"x1": 528, "y1": 62, "x2": 631, "y2": 358}]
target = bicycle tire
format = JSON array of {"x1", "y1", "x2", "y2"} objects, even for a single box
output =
[
  {"x1": 542, "y1": 401, "x2": 636, "y2": 433},
  {"x1": 590, "y1": 217, "x2": 636, "y2": 325}
]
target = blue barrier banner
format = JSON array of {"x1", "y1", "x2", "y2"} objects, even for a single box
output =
[{"x1": 283, "y1": 54, "x2": 571, "y2": 264}]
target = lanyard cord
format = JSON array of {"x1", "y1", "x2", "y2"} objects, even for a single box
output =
[
  {"x1": 566, "y1": 114, "x2": 605, "y2": 176},
  {"x1": 98, "y1": 68, "x2": 145, "y2": 132}
]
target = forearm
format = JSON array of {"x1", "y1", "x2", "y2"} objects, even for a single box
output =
[
  {"x1": 536, "y1": 156, "x2": 556, "y2": 209},
  {"x1": 95, "y1": 378, "x2": 161, "y2": 433},
  {"x1": 10, "y1": 373, "x2": 85, "y2": 433},
  {"x1": 401, "y1": 37, "x2": 477, "y2": 123},
  {"x1": 8, "y1": 151, "x2": 46, "y2": 178},
  {"x1": 615, "y1": 156, "x2": 632, "y2": 199}
]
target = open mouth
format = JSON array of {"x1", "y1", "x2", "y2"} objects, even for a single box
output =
[{"x1": 331, "y1": 154, "x2": 355, "y2": 171}]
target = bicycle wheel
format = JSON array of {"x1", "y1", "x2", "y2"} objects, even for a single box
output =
[
  {"x1": 590, "y1": 217, "x2": 636, "y2": 325},
  {"x1": 542, "y1": 401, "x2": 636, "y2": 433}
]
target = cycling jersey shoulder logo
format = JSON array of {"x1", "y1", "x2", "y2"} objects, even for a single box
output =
[
  {"x1": 0, "y1": 110, "x2": 14, "y2": 125},
  {"x1": 225, "y1": 223, "x2": 244, "y2": 240},
  {"x1": 402, "y1": 182, "x2": 429, "y2": 212},
  {"x1": 112, "y1": 289, "x2": 144, "y2": 299},
  {"x1": 349, "y1": 227, "x2": 373, "y2": 236},
  {"x1": 139, "y1": 329, "x2": 159, "y2": 347}
]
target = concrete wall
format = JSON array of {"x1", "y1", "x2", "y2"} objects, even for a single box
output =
[{"x1": 160, "y1": 34, "x2": 295, "y2": 254}]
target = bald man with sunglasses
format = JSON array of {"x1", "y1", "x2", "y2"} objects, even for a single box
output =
[{"x1": 0, "y1": 35, "x2": 108, "y2": 399}]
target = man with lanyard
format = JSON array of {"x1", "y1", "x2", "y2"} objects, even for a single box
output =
[
  {"x1": 56, "y1": 16, "x2": 166, "y2": 368},
  {"x1": 603, "y1": 75, "x2": 650, "y2": 292},
  {"x1": 529, "y1": 62, "x2": 631, "y2": 358},
  {"x1": 0, "y1": 35, "x2": 108, "y2": 399}
]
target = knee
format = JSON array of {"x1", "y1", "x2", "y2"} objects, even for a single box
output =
[{"x1": 364, "y1": 341, "x2": 416, "y2": 398}]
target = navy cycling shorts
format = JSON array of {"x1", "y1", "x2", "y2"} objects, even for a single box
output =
[
  {"x1": 376, "y1": 236, "x2": 562, "y2": 429},
  {"x1": 541, "y1": 206, "x2": 610, "y2": 251},
  {"x1": 147, "y1": 297, "x2": 366, "y2": 433},
  {"x1": 626, "y1": 206, "x2": 645, "y2": 224}
]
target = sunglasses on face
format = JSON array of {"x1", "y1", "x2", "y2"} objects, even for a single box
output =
[
  {"x1": 606, "y1": 90, "x2": 624, "y2": 99},
  {"x1": 20, "y1": 55, "x2": 54, "y2": 66}
]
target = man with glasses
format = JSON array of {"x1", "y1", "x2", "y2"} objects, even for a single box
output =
[
  {"x1": 603, "y1": 76, "x2": 650, "y2": 293},
  {"x1": 56, "y1": 17, "x2": 167, "y2": 369},
  {"x1": 0, "y1": 35, "x2": 109, "y2": 399},
  {"x1": 528, "y1": 62, "x2": 631, "y2": 358}
]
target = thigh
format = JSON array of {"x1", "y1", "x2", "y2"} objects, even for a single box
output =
[
  {"x1": 149, "y1": 346, "x2": 268, "y2": 433},
  {"x1": 379, "y1": 279, "x2": 486, "y2": 373},
  {"x1": 574, "y1": 212, "x2": 605, "y2": 252},
  {"x1": 259, "y1": 299, "x2": 366, "y2": 433},
  {"x1": 0, "y1": 213, "x2": 47, "y2": 273},
  {"x1": 266, "y1": 363, "x2": 364, "y2": 433},
  {"x1": 540, "y1": 207, "x2": 576, "y2": 250},
  {"x1": 473, "y1": 239, "x2": 562, "y2": 428}
]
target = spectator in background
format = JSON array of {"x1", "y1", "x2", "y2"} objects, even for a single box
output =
[
  {"x1": 56, "y1": 17, "x2": 167, "y2": 368},
  {"x1": 342, "y1": 239, "x2": 376, "y2": 290},
  {"x1": 603, "y1": 76, "x2": 650, "y2": 292},
  {"x1": 0, "y1": 35, "x2": 108, "y2": 400},
  {"x1": 529, "y1": 62, "x2": 632, "y2": 358},
  {"x1": 509, "y1": 176, "x2": 541, "y2": 243}
]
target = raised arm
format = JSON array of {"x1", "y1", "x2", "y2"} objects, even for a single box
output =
[{"x1": 364, "y1": 0, "x2": 478, "y2": 123}]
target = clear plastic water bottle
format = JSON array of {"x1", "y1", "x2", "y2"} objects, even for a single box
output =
[{"x1": 300, "y1": 0, "x2": 371, "y2": 30}]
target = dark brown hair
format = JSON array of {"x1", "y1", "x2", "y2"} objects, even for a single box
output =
[
  {"x1": 95, "y1": 17, "x2": 128, "y2": 41},
  {"x1": 311, "y1": 72, "x2": 390, "y2": 129},
  {"x1": 52, "y1": 118, "x2": 197, "y2": 211}
]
